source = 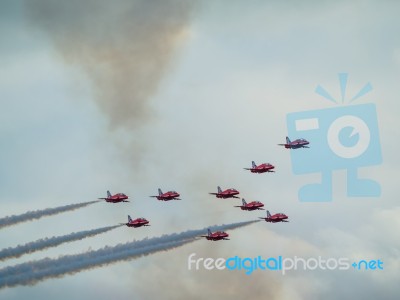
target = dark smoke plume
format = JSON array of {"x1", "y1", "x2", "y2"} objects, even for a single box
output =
[{"x1": 25, "y1": 0, "x2": 195, "y2": 129}]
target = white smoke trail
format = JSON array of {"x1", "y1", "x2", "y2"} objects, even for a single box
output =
[
  {"x1": 0, "y1": 200, "x2": 100, "y2": 229},
  {"x1": 0, "y1": 225, "x2": 122, "y2": 261},
  {"x1": 0, "y1": 220, "x2": 259, "y2": 289}
]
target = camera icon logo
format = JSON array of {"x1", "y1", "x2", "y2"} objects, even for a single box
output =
[{"x1": 286, "y1": 74, "x2": 382, "y2": 202}]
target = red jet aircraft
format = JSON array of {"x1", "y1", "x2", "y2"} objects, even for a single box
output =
[
  {"x1": 201, "y1": 229, "x2": 229, "y2": 241},
  {"x1": 244, "y1": 161, "x2": 275, "y2": 173},
  {"x1": 121, "y1": 215, "x2": 150, "y2": 228},
  {"x1": 150, "y1": 188, "x2": 181, "y2": 201},
  {"x1": 98, "y1": 190, "x2": 129, "y2": 203},
  {"x1": 259, "y1": 210, "x2": 289, "y2": 223},
  {"x1": 278, "y1": 136, "x2": 310, "y2": 149},
  {"x1": 209, "y1": 186, "x2": 240, "y2": 199},
  {"x1": 235, "y1": 198, "x2": 264, "y2": 211}
]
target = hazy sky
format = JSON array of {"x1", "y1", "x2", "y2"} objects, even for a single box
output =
[{"x1": 0, "y1": 1, "x2": 399, "y2": 299}]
